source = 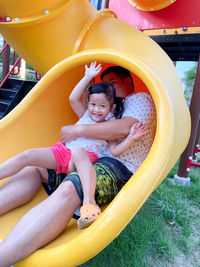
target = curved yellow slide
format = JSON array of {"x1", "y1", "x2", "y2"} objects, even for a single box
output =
[{"x1": 0, "y1": 0, "x2": 190, "y2": 266}]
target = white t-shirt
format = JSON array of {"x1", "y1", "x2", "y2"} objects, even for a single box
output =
[
  {"x1": 101, "y1": 93, "x2": 156, "y2": 173},
  {"x1": 66, "y1": 111, "x2": 108, "y2": 158}
]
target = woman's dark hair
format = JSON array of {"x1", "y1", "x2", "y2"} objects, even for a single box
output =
[
  {"x1": 100, "y1": 66, "x2": 134, "y2": 88},
  {"x1": 87, "y1": 82, "x2": 124, "y2": 119}
]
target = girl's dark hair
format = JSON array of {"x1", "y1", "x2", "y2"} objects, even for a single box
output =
[{"x1": 87, "y1": 82, "x2": 124, "y2": 119}]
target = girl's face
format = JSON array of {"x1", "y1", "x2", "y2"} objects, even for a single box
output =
[{"x1": 88, "y1": 93, "x2": 113, "y2": 122}]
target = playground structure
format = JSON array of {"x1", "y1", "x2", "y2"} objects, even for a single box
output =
[
  {"x1": 110, "y1": 0, "x2": 200, "y2": 181},
  {"x1": 0, "y1": 40, "x2": 38, "y2": 119},
  {"x1": 0, "y1": 0, "x2": 198, "y2": 266},
  {"x1": 127, "y1": 0, "x2": 176, "y2": 11},
  {"x1": 186, "y1": 145, "x2": 200, "y2": 172}
]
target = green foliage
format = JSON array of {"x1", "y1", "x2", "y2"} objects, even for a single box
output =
[
  {"x1": 197, "y1": 153, "x2": 200, "y2": 163},
  {"x1": 184, "y1": 63, "x2": 197, "y2": 88},
  {"x1": 183, "y1": 63, "x2": 197, "y2": 102},
  {"x1": 26, "y1": 63, "x2": 34, "y2": 71},
  {"x1": 25, "y1": 69, "x2": 38, "y2": 81}
]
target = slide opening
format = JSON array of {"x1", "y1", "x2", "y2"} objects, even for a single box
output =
[
  {"x1": 33, "y1": 52, "x2": 159, "y2": 176},
  {"x1": 39, "y1": 53, "x2": 159, "y2": 192}
]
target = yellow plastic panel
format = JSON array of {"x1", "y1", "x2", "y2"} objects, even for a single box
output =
[
  {"x1": 128, "y1": 0, "x2": 176, "y2": 11},
  {"x1": 0, "y1": 0, "x2": 97, "y2": 75},
  {"x1": 0, "y1": 0, "x2": 70, "y2": 18}
]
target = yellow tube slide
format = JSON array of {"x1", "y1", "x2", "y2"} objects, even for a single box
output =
[{"x1": 0, "y1": 0, "x2": 190, "y2": 266}]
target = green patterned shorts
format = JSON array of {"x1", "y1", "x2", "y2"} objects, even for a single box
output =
[{"x1": 43, "y1": 157, "x2": 132, "y2": 207}]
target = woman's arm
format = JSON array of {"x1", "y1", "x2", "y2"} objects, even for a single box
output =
[
  {"x1": 108, "y1": 122, "x2": 149, "y2": 156},
  {"x1": 69, "y1": 62, "x2": 102, "y2": 118}
]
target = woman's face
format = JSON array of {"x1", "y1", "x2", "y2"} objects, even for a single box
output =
[{"x1": 88, "y1": 93, "x2": 111, "y2": 123}]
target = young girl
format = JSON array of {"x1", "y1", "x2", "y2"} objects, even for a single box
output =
[{"x1": 0, "y1": 62, "x2": 148, "y2": 229}]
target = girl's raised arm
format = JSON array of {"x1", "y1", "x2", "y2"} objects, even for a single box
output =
[{"x1": 69, "y1": 62, "x2": 102, "y2": 118}]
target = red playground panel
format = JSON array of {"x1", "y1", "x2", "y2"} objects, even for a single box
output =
[{"x1": 109, "y1": 0, "x2": 200, "y2": 30}]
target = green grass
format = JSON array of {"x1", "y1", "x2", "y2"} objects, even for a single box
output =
[{"x1": 81, "y1": 162, "x2": 200, "y2": 267}]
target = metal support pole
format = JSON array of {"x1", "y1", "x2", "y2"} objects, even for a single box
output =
[
  {"x1": 101, "y1": 0, "x2": 110, "y2": 9},
  {"x1": 2, "y1": 40, "x2": 10, "y2": 81},
  {"x1": 193, "y1": 119, "x2": 200, "y2": 158},
  {"x1": 97, "y1": 0, "x2": 102, "y2": 10},
  {"x1": 178, "y1": 54, "x2": 200, "y2": 177}
]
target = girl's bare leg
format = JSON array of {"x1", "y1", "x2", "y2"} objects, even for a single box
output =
[
  {"x1": 0, "y1": 180, "x2": 81, "y2": 267},
  {"x1": 0, "y1": 166, "x2": 47, "y2": 215},
  {"x1": 71, "y1": 147, "x2": 97, "y2": 205},
  {"x1": 0, "y1": 148, "x2": 57, "y2": 181}
]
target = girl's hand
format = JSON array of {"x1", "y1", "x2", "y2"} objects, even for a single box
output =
[
  {"x1": 128, "y1": 121, "x2": 149, "y2": 141},
  {"x1": 85, "y1": 61, "x2": 102, "y2": 79}
]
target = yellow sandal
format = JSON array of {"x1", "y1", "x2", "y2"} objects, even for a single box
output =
[{"x1": 77, "y1": 204, "x2": 101, "y2": 229}]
